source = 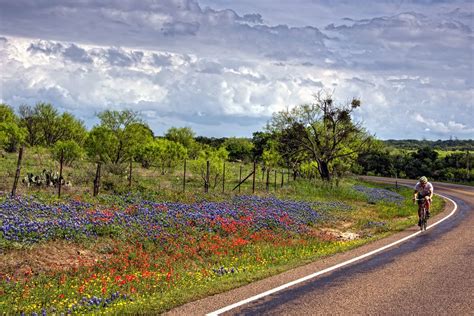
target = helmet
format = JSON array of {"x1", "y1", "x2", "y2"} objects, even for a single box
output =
[{"x1": 419, "y1": 176, "x2": 428, "y2": 184}]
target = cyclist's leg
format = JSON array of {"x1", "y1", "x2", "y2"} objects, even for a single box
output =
[
  {"x1": 417, "y1": 193, "x2": 423, "y2": 226},
  {"x1": 426, "y1": 198, "x2": 431, "y2": 218}
]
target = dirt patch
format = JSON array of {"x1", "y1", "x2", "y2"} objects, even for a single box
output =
[
  {"x1": 0, "y1": 241, "x2": 110, "y2": 280},
  {"x1": 321, "y1": 228, "x2": 360, "y2": 241}
]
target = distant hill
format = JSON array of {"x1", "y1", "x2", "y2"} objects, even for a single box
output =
[{"x1": 383, "y1": 139, "x2": 474, "y2": 151}]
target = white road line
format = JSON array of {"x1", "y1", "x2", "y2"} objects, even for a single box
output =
[{"x1": 206, "y1": 193, "x2": 458, "y2": 316}]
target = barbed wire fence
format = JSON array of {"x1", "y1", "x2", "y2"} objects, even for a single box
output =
[{"x1": 4, "y1": 148, "x2": 293, "y2": 199}]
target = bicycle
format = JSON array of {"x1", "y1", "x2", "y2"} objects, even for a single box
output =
[{"x1": 415, "y1": 198, "x2": 429, "y2": 231}]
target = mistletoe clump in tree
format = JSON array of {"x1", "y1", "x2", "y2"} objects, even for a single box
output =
[{"x1": 268, "y1": 90, "x2": 373, "y2": 182}]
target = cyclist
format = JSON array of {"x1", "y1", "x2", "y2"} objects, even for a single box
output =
[{"x1": 413, "y1": 176, "x2": 433, "y2": 226}]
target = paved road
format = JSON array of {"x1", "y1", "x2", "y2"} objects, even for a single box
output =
[{"x1": 167, "y1": 179, "x2": 473, "y2": 315}]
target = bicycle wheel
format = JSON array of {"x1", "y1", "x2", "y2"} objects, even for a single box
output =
[
  {"x1": 421, "y1": 206, "x2": 427, "y2": 231},
  {"x1": 419, "y1": 207, "x2": 425, "y2": 231}
]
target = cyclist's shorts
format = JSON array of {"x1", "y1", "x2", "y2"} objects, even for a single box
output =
[
  {"x1": 417, "y1": 192, "x2": 428, "y2": 205},
  {"x1": 416, "y1": 192, "x2": 430, "y2": 205}
]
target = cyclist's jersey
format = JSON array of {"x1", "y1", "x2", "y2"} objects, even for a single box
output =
[{"x1": 414, "y1": 181, "x2": 433, "y2": 196}]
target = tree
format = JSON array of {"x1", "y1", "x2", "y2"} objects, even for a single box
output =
[
  {"x1": 356, "y1": 140, "x2": 395, "y2": 177},
  {"x1": 300, "y1": 161, "x2": 319, "y2": 179},
  {"x1": 223, "y1": 137, "x2": 254, "y2": 162},
  {"x1": 35, "y1": 102, "x2": 60, "y2": 146},
  {"x1": 51, "y1": 140, "x2": 83, "y2": 166},
  {"x1": 0, "y1": 104, "x2": 27, "y2": 152},
  {"x1": 96, "y1": 110, "x2": 150, "y2": 164},
  {"x1": 165, "y1": 127, "x2": 195, "y2": 148},
  {"x1": 191, "y1": 146, "x2": 229, "y2": 189},
  {"x1": 0, "y1": 104, "x2": 16, "y2": 122},
  {"x1": 0, "y1": 122, "x2": 27, "y2": 153},
  {"x1": 194, "y1": 136, "x2": 226, "y2": 148},
  {"x1": 84, "y1": 126, "x2": 118, "y2": 163},
  {"x1": 404, "y1": 146, "x2": 439, "y2": 179},
  {"x1": 251, "y1": 131, "x2": 272, "y2": 161},
  {"x1": 276, "y1": 124, "x2": 309, "y2": 179},
  {"x1": 261, "y1": 139, "x2": 281, "y2": 170},
  {"x1": 18, "y1": 103, "x2": 87, "y2": 147},
  {"x1": 165, "y1": 126, "x2": 200, "y2": 158},
  {"x1": 19, "y1": 104, "x2": 41, "y2": 146},
  {"x1": 123, "y1": 122, "x2": 154, "y2": 162},
  {"x1": 268, "y1": 91, "x2": 372, "y2": 181},
  {"x1": 137, "y1": 139, "x2": 187, "y2": 174},
  {"x1": 57, "y1": 112, "x2": 87, "y2": 146}
]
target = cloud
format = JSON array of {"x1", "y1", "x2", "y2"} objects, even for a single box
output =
[
  {"x1": 162, "y1": 21, "x2": 200, "y2": 36},
  {"x1": 442, "y1": 8, "x2": 474, "y2": 24},
  {"x1": 63, "y1": 44, "x2": 93, "y2": 64},
  {"x1": 27, "y1": 41, "x2": 64, "y2": 55},
  {"x1": 26, "y1": 41, "x2": 93, "y2": 64},
  {"x1": 152, "y1": 53, "x2": 174, "y2": 67},
  {"x1": 239, "y1": 13, "x2": 263, "y2": 24},
  {"x1": 100, "y1": 48, "x2": 144, "y2": 67},
  {"x1": 414, "y1": 113, "x2": 474, "y2": 136},
  {"x1": 0, "y1": 0, "x2": 329, "y2": 62},
  {"x1": 0, "y1": 1, "x2": 472, "y2": 139},
  {"x1": 0, "y1": 37, "x2": 323, "y2": 136}
]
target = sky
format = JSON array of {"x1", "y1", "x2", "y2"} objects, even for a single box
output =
[{"x1": 0, "y1": 0, "x2": 473, "y2": 140}]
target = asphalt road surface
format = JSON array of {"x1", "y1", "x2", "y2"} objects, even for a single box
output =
[{"x1": 167, "y1": 178, "x2": 473, "y2": 316}]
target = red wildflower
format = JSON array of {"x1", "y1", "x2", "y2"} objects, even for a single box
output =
[
  {"x1": 232, "y1": 237, "x2": 249, "y2": 247},
  {"x1": 125, "y1": 274, "x2": 137, "y2": 282},
  {"x1": 78, "y1": 285, "x2": 85, "y2": 294}
]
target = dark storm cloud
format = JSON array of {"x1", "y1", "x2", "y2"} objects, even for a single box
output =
[
  {"x1": 63, "y1": 44, "x2": 93, "y2": 64},
  {"x1": 0, "y1": 0, "x2": 329, "y2": 62},
  {"x1": 162, "y1": 21, "x2": 200, "y2": 36},
  {"x1": 27, "y1": 41, "x2": 64, "y2": 55}
]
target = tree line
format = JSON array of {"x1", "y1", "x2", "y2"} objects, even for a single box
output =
[
  {"x1": 1, "y1": 91, "x2": 373, "y2": 184},
  {"x1": 1, "y1": 91, "x2": 471, "y2": 187},
  {"x1": 356, "y1": 141, "x2": 472, "y2": 183},
  {"x1": 383, "y1": 139, "x2": 474, "y2": 151}
]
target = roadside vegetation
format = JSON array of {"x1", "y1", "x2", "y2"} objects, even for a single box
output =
[{"x1": 0, "y1": 179, "x2": 444, "y2": 314}]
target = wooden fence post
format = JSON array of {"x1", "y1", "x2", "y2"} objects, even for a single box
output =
[
  {"x1": 93, "y1": 162, "x2": 101, "y2": 197},
  {"x1": 239, "y1": 165, "x2": 242, "y2": 193},
  {"x1": 274, "y1": 169, "x2": 277, "y2": 191},
  {"x1": 252, "y1": 161, "x2": 256, "y2": 194},
  {"x1": 183, "y1": 159, "x2": 186, "y2": 193},
  {"x1": 58, "y1": 149, "x2": 64, "y2": 198},
  {"x1": 11, "y1": 146, "x2": 24, "y2": 197}
]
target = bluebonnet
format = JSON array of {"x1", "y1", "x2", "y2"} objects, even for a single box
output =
[
  {"x1": 353, "y1": 185, "x2": 404, "y2": 204},
  {"x1": 0, "y1": 195, "x2": 331, "y2": 244}
]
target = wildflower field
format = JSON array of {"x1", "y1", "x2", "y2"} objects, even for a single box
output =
[{"x1": 0, "y1": 180, "x2": 444, "y2": 315}]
